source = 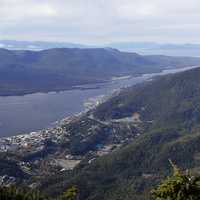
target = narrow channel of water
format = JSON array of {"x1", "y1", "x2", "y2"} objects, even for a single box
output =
[{"x1": 0, "y1": 66, "x2": 198, "y2": 137}]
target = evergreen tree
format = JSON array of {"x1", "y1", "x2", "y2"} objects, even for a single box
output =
[
  {"x1": 0, "y1": 186, "x2": 48, "y2": 200},
  {"x1": 61, "y1": 186, "x2": 79, "y2": 200},
  {"x1": 152, "y1": 160, "x2": 200, "y2": 200}
]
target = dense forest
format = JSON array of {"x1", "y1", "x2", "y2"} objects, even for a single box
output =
[
  {"x1": 2, "y1": 163, "x2": 200, "y2": 200},
  {"x1": 36, "y1": 67, "x2": 200, "y2": 200},
  {"x1": 0, "y1": 185, "x2": 79, "y2": 200}
]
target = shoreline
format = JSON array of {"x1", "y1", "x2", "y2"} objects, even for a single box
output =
[
  {"x1": 0, "y1": 65, "x2": 199, "y2": 141},
  {"x1": 0, "y1": 66, "x2": 183, "y2": 98}
]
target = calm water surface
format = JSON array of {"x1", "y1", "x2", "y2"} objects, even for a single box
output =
[{"x1": 0, "y1": 66, "x2": 198, "y2": 137}]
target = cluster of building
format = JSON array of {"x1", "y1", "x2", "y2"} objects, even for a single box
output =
[
  {"x1": 0, "y1": 91, "x2": 118, "y2": 155},
  {"x1": 0, "y1": 113, "x2": 88, "y2": 154},
  {"x1": 0, "y1": 100, "x2": 142, "y2": 177},
  {"x1": 0, "y1": 125, "x2": 65, "y2": 153}
]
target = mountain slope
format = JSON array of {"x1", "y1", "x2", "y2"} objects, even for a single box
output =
[
  {"x1": 2, "y1": 66, "x2": 200, "y2": 199},
  {"x1": 93, "y1": 67, "x2": 200, "y2": 129},
  {"x1": 39, "y1": 67, "x2": 200, "y2": 200},
  {"x1": 41, "y1": 129, "x2": 200, "y2": 200},
  {"x1": 1, "y1": 48, "x2": 200, "y2": 95}
]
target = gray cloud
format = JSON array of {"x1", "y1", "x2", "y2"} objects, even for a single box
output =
[{"x1": 1, "y1": 0, "x2": 200, "y2": 44}]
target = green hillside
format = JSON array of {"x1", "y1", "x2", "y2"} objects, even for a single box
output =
[
  {"x1": 3, "y1": 67, "x2": 200, "y2": 200},
  {"x1": 40, "y1": 130, "x2": 200, "y2": 200},
  {"x1": 93, "y1": 67, "x2": 200, "y2": 129},
  {"x1": 39, "y1": 67, "x2": 200, "y2": 200}
]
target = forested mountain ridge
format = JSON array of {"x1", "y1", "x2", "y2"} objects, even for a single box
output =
[
  {"x1": 1, "y1": 48, "x2": 200, "y2": 95},
  {"x1": 38, "y1": 67, "x2": 200, "y2": 200},
  {"x1": 41, "y1": 130, "x2": 200, "y2": 200},
  {"x1": 3, "y1": 67, "x2": 200, "y2": 200},
  {"x1": 93, "y1": 67, "x2": 200, "y2": 128}
]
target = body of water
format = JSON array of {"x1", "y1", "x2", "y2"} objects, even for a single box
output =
[{"x1": 0, "y1": 66, "x2": 198, "y2": 137}]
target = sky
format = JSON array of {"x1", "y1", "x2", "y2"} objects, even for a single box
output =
[{"x1": 1, "y1": 0, "x2": 200, "y2": 44}]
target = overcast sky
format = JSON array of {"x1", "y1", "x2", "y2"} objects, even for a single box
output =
[{"x1": 1, "y1": 0, "x2": 200, "y2": 44}]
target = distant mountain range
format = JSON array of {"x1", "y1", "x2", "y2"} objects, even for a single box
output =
[
  {"x1": 108, "y1": 42, "x2": 200, "y2": 57},
  {"x1": 1, "y1": 47, "x2": 200, "y2": 96},
  {"x1": 2, "y1": 40, "x2": 200, "y2": 56}
]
